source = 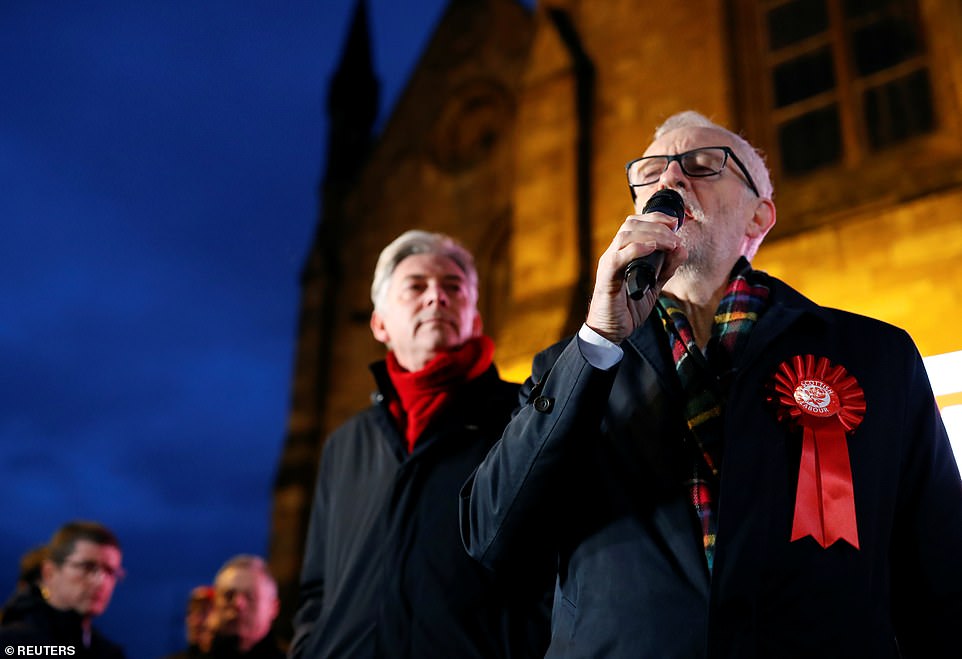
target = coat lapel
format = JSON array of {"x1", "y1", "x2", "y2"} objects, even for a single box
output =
[{"x1": 620, "y1": 320, "x2": 711, "y2": 594}]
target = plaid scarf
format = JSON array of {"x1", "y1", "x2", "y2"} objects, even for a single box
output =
[{"x1": 657, "y1": 257, "x2": 770, "y2": 571}]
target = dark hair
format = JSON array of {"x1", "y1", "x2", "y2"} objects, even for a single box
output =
[
  {"x1": 187, "y1": 585, "x2": 214, "y2": 612},
  {"x1": 18, "y1": 545, "x2": 47, "y2": 585},
  {"x1": 46, "y1": 520, "x2": 121, "y2": 564}
]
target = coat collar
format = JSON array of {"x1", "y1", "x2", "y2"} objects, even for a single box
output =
[{"x1": 367, "y1": 360, "x2": 508, "y2": 459}]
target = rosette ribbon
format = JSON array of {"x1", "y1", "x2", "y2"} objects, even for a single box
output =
[{"x1": 770, "y1": 355, "x2": 866, "y2": 549}]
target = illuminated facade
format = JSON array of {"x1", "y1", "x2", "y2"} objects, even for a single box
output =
[{"x1": 270, "y1": 0, "x2": 962, "y2": 634}]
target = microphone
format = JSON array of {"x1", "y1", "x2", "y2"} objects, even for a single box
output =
[{"x1": 624, "y1": 188, "x2": 685, "y2": 300}]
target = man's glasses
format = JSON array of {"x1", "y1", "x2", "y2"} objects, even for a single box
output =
[
  {"x1": 62, "y1": 559, "x2": 125, "y2": 581},
  {"x1": 625, "y1": 146, "x2": 760, "y2": 198}
]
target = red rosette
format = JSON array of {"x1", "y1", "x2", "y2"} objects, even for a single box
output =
[{"x1": 769, "y1": 355, "x2": 866, "y2": 549}]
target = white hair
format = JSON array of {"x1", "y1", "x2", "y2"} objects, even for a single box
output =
[{"x1": 655, "y1": 110, "x2": 774, "y2": 200}]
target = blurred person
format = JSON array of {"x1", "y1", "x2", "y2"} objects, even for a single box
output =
[
  {"x1": 0, "y1": 544, "x2": 47, "y2": 622},
  {"x1": 461, "y1": 110, "x2": 962, "y2": 657},
  {"x1": 289, "y1": 230, "x2": 551, "y2": 658},
  {"x1": 162, "y1": 585, "x2": 214, "y2": 659},
  {"x1": 0, "y1": 545, "x2": 46, "y2": 625},
  {"x1": 15, "y1": 545, "x2": 47, "y2": 593},
  {"x1": 0, "y1": 520, "x2": 125, "y2": 657},
  {"x1": 205, "y1": 555, "x2": 282, "y2": 658}
]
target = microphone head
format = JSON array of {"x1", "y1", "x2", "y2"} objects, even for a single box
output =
[{"x1": 642, "y1": 188, "x2": 685, "y2": 227}]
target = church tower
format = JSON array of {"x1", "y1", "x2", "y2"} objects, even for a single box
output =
[{"x1": 269, "y1": 0, "x2": 379, "y2": 637}]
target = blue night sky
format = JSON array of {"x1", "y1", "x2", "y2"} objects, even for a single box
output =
[
  {"x1": 0, "y1": 0, "x2": 457, "y2": 655},
  {"x1": 3, "y1": 2, "x2": 961, "y2": 657}
]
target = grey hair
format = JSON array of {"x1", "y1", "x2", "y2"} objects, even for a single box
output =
[
  {"x1": 370, "y1": 230, "x2": 479, "y2": 310},
  {"x1": 655, "y1": 110, "x2": 774, "y2": 200},
  {"x1": 214, "y1": 554, "x2": 277, "y2": 593}
]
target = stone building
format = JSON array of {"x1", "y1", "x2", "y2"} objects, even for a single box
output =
[{"x1": 269, "y1": 0, "x2": 962, "y2": 635}]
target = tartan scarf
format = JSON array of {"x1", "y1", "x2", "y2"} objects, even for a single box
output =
[
  {"x1": 657, "y1": 257, "x2": 770, "y2": 571},
  {"x1": 385, "y1": 335, "x2": 494, "y2": 453}
]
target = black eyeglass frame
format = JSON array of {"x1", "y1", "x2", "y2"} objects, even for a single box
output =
[
  {"x1": 625, "y1": 146, "x2": 761, "y2": 200},
  {"x1": 61, "y1": 558, "x2": 126, "y2": 581}
]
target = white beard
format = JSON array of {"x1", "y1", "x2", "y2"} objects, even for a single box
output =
[{"x1": 676, "y1": 206, "x2": 715, "y2": 276}]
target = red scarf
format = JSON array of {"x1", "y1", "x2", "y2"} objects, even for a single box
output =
[{"x1": 385, "y1": 335, "x2": 494, "y2": 453}]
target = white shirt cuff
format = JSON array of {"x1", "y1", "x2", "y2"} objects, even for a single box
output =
[{"x1": 577, "y1": 323, "x2": 624, "y2": 370}]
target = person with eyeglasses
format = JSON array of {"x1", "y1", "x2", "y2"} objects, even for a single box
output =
[
  {"x1": 460, "y1": 110, "x2": 962, "y2": 658},
  {"x1": 0, "y1": 520, "x2": 125, "y2": 657}
]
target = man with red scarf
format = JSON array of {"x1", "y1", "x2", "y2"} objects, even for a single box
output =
[
  {"x1": 289, "y1": 230, "x2": 551, "y2": 659},
  {"x1": 461, "y1": 111, "x2": 962, "y2": 658}
]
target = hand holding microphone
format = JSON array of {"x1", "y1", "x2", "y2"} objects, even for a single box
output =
[
  {"x1": 624, "y1": 188, "x2": 685, "y2": 300},
  {"x1": 586, "y1": 188, "x2": 686, "y2": 344}
]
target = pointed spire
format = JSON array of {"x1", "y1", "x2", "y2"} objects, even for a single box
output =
[{"x1": 325, "y1": 0, "x2": 379, "y2": 184}]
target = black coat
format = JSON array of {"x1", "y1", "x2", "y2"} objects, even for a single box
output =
[
  {"x1": 289, "y1": 364, "x2": 552, "y2": 659},
  {"x1": 203, "y1": 633, "x2": 285, "y2": 658},
  {"x1": 159, "y1": 646, "x2": 203, "y2": 659},
  {"x1": 461, "y1": 275, "x2": 962, "y2": 658},
  {"x1": 162, "y1": 633, "x2": 285, "y2": 659},
  {"x1": 0, "y1": 585, "x2": 125, "y2": 658}
]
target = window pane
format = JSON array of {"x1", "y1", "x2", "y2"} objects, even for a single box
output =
[
  {"x1": 779, "y1": 107, "x2": 842, "y2": 174},
  {"x1": 767, "y1": 0, "x2": 828, "y2": 50},
  {"x1": 773, "y1": 48, "x2": 835, "y2": 107},
  {"x1": 843, "y1": 0, "x2": 895, "y2": 19},
  {"x1": 864, "y1": 70, "x2": 934, "y2": 149},
  {"x1": 852, "y1": 18, "x2": 922, "y2": 75}
]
